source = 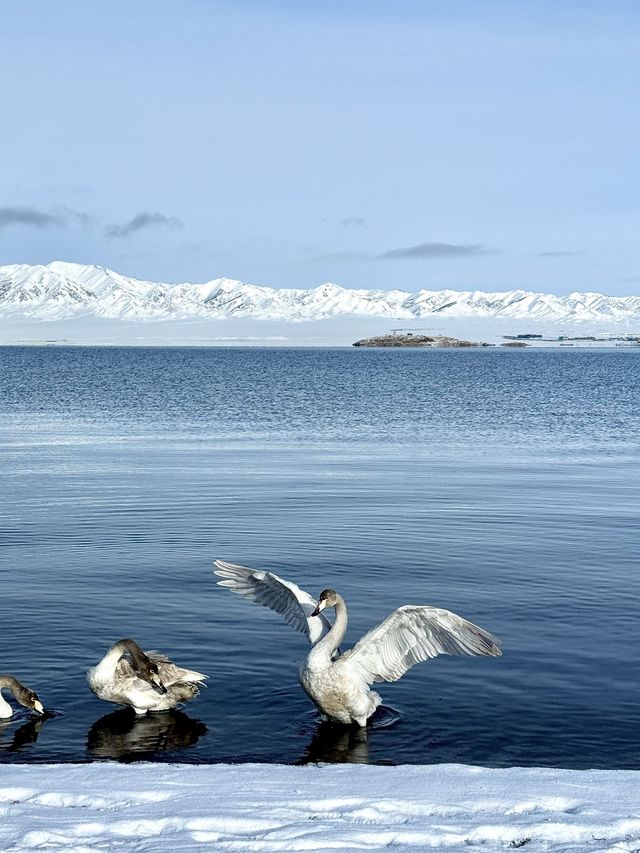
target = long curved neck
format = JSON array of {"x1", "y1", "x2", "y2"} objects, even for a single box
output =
[
  {"x1": 0, "y1": 675, "x2": 21, "y2": 694},
  {"x1": 95, "y1": 639, "x2": 148, "y2": 680},
  {"x1": 0, "y1": 675, "x2": 24, "y2": 718},
  {"x1": 317, "y1": 595, "x2": 348, "y2": 658},
  {"x1": 115, "y1": 639, "x2": 148, "y2": 669}
]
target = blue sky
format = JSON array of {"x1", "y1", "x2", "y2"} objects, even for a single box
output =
[{"x1": 1, "y1": 1, "x2": 638, "y2": 294}]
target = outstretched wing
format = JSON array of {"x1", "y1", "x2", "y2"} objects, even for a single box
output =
[
  {"x1": 213, "y1": 559, "x2": 332, "y2": 645},
  {"x1": 343, "y1": 605, "x2": 501, "y2": 685}
]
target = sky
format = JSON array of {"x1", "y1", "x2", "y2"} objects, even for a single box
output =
[{"x1": 1, "y1": 1, "x2": 639, "y2": 295}]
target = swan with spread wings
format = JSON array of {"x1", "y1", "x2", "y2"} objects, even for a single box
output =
[{"x1": 214, "y1": 560, "x2": 501, "y2": 726}]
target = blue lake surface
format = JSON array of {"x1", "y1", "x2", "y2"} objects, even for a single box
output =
[{"x1": 1, "y1": 345, "x2": 639, "y2": 766}]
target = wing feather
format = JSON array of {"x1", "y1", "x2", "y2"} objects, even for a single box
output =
[
  {"x1": 344, "y1": 605, "x2": 501, "y2": 686},
  {"x1": 145, "y1": 652, "x2": 207, "y2": 686},
  {"x1": 116, "y1": 651, "x2": 206, "y2": 687},
  {"x1": 213, "y1": 559, "x2": 331, "y2": 645}
]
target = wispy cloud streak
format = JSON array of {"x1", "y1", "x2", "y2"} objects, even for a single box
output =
[
  {"x1": 378, "y1": 242, "x2": 494, "y2": 259},
  {"x1": 316, "y1": 241, "x2": 496, "y2": 263},
  {"x1": 0, "y1": 206, "x2": 65, "y2": 229},
  {"x1": 537, "y1": 250, "x2": 584, "y2": 258},
  {"x1": 0, "y1": 206, "x2": 94, "y2": 230},
  {"x1": 315, "y1": 250, "x2": 370, "y2": 262},
  {"x1": 105, "y1": 211, "x2": 183, "y2": 239}
]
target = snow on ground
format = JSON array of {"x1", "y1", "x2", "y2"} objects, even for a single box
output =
[{"x1": 1, "y1": 763, "x2": 639, "y2": 852}]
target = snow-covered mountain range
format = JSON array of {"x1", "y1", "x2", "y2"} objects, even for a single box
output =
[{"x1": 1, "y1": 261, "x2": 639, "y2": 324}]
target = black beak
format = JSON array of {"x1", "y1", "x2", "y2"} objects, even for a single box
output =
[
  {"x1": 150, "y1": 674, "x2": 168, "y2": 694},
  {"x1": 311, "y1": 605, "x2": 321, "y2": 617}
]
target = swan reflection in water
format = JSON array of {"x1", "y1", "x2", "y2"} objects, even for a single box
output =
[
  {"x1": 87, "y1": 708, "x2": 208, "y2": 761},
  {"x1": 0, "y1": 714, "x2": 51, "y2": 753},
  {"x1": 298, "y1": 705, "x2": 401, "y2": 765},
  {"x1": 299, "y1": 721, "x2": 370, "y2": 764}
]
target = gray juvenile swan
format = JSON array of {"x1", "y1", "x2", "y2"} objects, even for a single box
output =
[
  {"x1": 214, "y1": 560, "x2": 501, "y2": 726},
  {"x1": 0, "y1": 675, "x2": 44, "y2": 718},
  {"x1": 87, "y1": 639, "x2": 207, "y2": 715}
]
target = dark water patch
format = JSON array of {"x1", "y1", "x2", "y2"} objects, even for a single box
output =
[{"x1": 1, "y1": 346, "x2": 640, "y2": 767}]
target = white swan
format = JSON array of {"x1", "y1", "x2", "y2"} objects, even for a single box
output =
[
  {"x1": 87, "y1": 639, "x2": 207, "y2": 715},
  {"x1": 214, "y1": 561, "x2": 501, "y2": 726},
  {"x1": 0, "y1": 675, "x2": 44, "y2": 718}
]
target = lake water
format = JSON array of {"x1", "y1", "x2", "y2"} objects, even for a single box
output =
[{"x1": 1, "y1": 345, "x2": 639, "y2": 767}]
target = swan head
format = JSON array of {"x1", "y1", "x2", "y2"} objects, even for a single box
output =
[
  {"x1": 139, "y1": 660, "x2": 168, "y2": 694},
  {"x1": 19, "y1": 687, "x2": 44, "y2": 715},
  {"x1": 311, "y1": 589, "x2": 338, "y2": 616}
]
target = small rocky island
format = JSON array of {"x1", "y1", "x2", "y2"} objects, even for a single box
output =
[{"x1": 353, "y1": 333, "x2": 490, "y2": 348}]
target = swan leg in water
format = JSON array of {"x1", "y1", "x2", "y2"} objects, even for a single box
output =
[
  {"x1": 301, "y1": 589, "x2": 501, "y2": 726},
  {"x1": 214, "y1": 561, "x2": 501, "y2": 727}
]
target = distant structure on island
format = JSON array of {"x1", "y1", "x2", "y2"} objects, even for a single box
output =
[
  {"x1": 353, "y1": 333, "x2": 489, "y2": 348},
  {"x1": 502, "y1": 332, "x2": 640, "y2": 347},
  {"x1": 503, "y1": 334, "x2": 543, "y2": 340},
  {"x1": 354, "y1": 330, "x2": 640, "y2": 349}
]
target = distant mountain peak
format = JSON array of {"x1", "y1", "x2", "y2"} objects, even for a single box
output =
[{"x1": 0, "y1": 261, "x2": 638, "y2": 324}]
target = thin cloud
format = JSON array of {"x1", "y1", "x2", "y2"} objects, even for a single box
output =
[
  {"x1": 339, "y1": 217, "x2": 367, "y2": 228},
  {"x1": 0, "y1": 205, "x2": 93, "y2": 230},
  {"x1": 378, "y1": 242, "x2": 495, "y2": 260},
  {"x1": 537, "y1": 250, "x2": 584, "y2": 258},
  {"x1": 315, "y1": 251, "x2": 371, "y2": 262},
  {"x1": 105, "y1": 211, "x2": 183, "y2": 239},
  {"x1": 315, "y1": 241, "x2": 496, "y2": 263},
  {"x1": 64, "y1": 208, "x2": 94, "y2": 228},
  {"x1": 0, "y1": 206, "x2": 67, "y2": 229}
]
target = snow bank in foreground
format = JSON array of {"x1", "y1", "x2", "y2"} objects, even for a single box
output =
[{"x1": 1, "y1": 763, "x2": 638, "y2": 852}]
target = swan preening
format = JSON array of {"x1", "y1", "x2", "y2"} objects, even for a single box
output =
[
  {"x1": 0, "y1": 675, "x2": 44, "y2": 718},
  {"x1": 86, "y1": 639, "x2": 207, "y2": 715},
  {"x1": 2, "y1": 565, "x2": 501, "y2": 732},
  {"x1": 214, "y1": 560, "x2": 501, "y2": 726}
]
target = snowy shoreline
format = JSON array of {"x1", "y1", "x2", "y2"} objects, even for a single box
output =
[{"x1": 2, "y1": 762, "x2": 639, "y2": 851}]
